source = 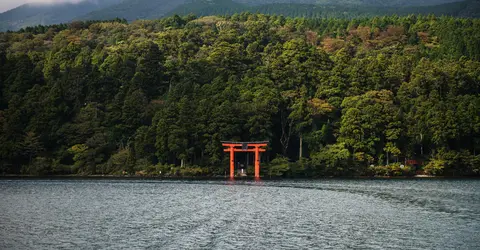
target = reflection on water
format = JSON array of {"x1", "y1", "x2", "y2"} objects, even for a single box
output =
[{"x1": 0, "y1": 179, "x2": 479, "y2": 249}]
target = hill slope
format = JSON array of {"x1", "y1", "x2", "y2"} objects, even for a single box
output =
[
  {"x1": 235, "y1": 0, "x2": 464, "y2": 7},
  {"x1": 77, "y1": 0, "x2": 189, "y2": 22},
  {"x1": 81, "y1": 0, "x2": 469, "y2": 22},
  {"x1": 0, "y1": 0, "x2": 122, "y2": 31},
  {"x1": 168, "y1": 0, "x2": 480, "y2": 19},
  {"x1": 0, "y1": 0, "x2": 476, "y2": 31}
]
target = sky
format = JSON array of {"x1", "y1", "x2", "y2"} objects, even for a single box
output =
[{"x1": 0, "y1": 0, "x2": 84, "y2": 13}]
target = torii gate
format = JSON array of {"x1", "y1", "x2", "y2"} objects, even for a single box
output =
[{"x1": 222, "y1": 141, "x2": 268, "y2": 179}]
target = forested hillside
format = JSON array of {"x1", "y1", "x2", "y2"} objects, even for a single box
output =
[
  {"x1": 1, "y1": 14, "x2": 479, "y2": 177},
  {"x1": 168, "y1": 0, "x2": 480, "y2": 19},
  {"x1": 1, "y1": 0, "x2": 477, "y2": 31},
  {"x1": 77, "y1": 0, "x2": 189, "y2": 23},
  {"x1": 79, "y1": 0, "x2": 480, "y2": 22}
]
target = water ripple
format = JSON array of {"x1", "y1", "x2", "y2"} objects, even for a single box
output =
[{"x1": 0, "y1": 179, "x2": 479, "y2": 249}]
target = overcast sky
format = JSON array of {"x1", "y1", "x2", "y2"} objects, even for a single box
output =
[{"x1": 0, "y1": 0, "x2": 84, "y2": 13}]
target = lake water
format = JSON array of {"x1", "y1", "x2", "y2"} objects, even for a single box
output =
[{"x1": 0, "y1": 179, "x2": 479, "y2": 249}]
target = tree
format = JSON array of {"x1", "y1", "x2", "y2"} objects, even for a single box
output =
[
  {"x1": 339, "y1": 90, "x2": 400, "y2": 166},
  {"x1": 22, "y1": 132, "x2": 44, "y2": 163}
]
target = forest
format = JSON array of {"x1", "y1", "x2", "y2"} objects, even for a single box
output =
[{"x1": 0, "y1": 13, "x2": 479, "y2": 177}]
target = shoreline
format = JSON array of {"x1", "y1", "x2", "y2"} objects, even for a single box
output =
[{"x1": 1, "y1": 175, "x2": 478, "y2": 180}]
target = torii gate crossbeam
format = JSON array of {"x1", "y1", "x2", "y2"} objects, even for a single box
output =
[{"x1": 222, "y1": 141, "x2": 268, "y2": 179}]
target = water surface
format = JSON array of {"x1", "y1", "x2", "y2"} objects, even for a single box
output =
[{"x1": 0, "y1": 179, "x2": 479, "y2": 249}]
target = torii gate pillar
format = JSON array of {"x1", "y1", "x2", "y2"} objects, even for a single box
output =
[
  {"x1": 254, "y1": 146, "x2": 260, "y2": 178},
  {"x1": 222, "y1": 141, "x2": 268, "y2": 179},
  {"x1": 229, "y1": 145, "x2": 235, "y2": 179}
]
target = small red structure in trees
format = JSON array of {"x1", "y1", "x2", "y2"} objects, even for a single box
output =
[
  {"x1": 406, "y1": 159, "x2": 423, "y2": 166},
  {"x1": 222, "y1": 141, "x2": 268, "y2": 179}
]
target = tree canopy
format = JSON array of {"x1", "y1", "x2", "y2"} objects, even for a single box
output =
[{"x1": 0, "y1": 14, "x2": 479, "y2": 177}]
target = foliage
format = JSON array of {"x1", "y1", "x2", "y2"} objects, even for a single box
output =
[
  {"x1": 368, "y1": 163, "x2": 414, "y2": 177},
  {"x1": 21, "y1": 157, "x2": 51, "y2": 176},
  {"x1": 423, "y1": 159, "x2": 446, "y2": 176},
  {"x1": 424, "y1": 149, "x2": 480, "y2": 176},
  {"x1": 105, "y1": 149, "x2": 131, "y2": 174},
  {"x1": 0, "y1": 13, "x2": 479, "y2": 177},
  {"x1": 310, "y1": 143, "x2": 352, "y2": 176},
  {"x1": 266, "y1": 156, "x2": 290, "y2": 177}
]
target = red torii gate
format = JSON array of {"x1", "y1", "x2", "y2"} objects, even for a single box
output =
[{"x1": 222, "y1": 141, "x2": 268, "y2": 179}]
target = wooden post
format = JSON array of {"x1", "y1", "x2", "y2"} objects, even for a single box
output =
[
  {"x1": 230, "y1": 146, "x2": 235, "y2": 179},
  {"x1": 254, "y1": 146, "x2": 260, "y2": 178}
]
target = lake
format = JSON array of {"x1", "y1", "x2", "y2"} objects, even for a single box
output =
[{"x1": 0, "y1": 179, "x2": 479, "y2": 249}]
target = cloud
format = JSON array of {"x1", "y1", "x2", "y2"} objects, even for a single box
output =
[{"x1": 0, "y1": 0, "x2": 87, "y2": 13}]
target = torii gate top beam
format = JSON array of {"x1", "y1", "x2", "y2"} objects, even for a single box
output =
[
  {"x1": 221, "y1": 141, "x2": 269, "y2": 144},
  {"x1": 221, "y1": 141, "x2": 269, "y2": 147}
]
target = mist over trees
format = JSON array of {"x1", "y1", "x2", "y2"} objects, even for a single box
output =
[{"x1": 0, "y1": 14, "x2": 479, "y2": 177}]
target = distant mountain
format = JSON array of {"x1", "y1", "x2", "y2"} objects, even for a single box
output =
[
  {"x1": 448, "y1": 0, "x2": 480, "y2": 17},
  {"x1": 164, "y1": 0, "x2": 246, "y2": 18},
  {"x1": 235, "y1": 0, "x2": 465, "y2": 6},
  {"x1": 77, "y1": 0, "x2": 189, "y2": 21},
  {"x1": 168, "y1": 0, "x2": 480, "y2": 19},
  {"x1": 76, "y1": 0, "x2": 479, "y2": 22},
  {"x1": 0, "y1": 0, "x2": 123, "y2": 31},
  {"x1": 0, "y1": 0, "x2": 476, "y2": 32}
]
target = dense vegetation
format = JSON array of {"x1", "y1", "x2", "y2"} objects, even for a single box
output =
[{"x1": 1, "y1": 14, "x2": 479, "y2": 177}]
